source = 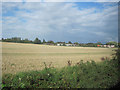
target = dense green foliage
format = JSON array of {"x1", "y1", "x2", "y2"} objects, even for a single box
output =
[
  {"x1": 42, "y1": 39, "x2": 46, "y2": 44},
  {"x1": 1, "y1": 37, "x2": 33, "y2": 44},
  {"x1": 47, "y1": 40, "x2": 54, "y2": 44},
  {"x1": 2, "y1": 52, "x2": 119, "y2": 88},
  {"x1": 34, "y1": 38, "x2": 41, "y2": 44},
  {"x1": 68, "y1": 41, "x2": 72, "y2": 44}
]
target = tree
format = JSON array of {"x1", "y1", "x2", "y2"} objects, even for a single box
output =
[
  {"x1": 23, "y1": 38, "x2": 30, "y2": 43},
  {"x1": 34, "y1": 38, "x2": 41, "y2": 44},
  {"x1": 74, "y1": 42, "x2": 79, "y2": 45},
  {"x1": 68, "y1": 41, "x2": 72, "y2": 44},
  {"x1": 118, "y1": 43, "x2": 120, "y2": 47},
  {"x1": 63, "y1": 43, "x2": 66, "y2": 46},
  {"x1": 47, "y1": 40, "x2": 54, "y2": 44},
  {"x1": 96, "y1": 42, "x2": 102, "y2": 45},
  {"x1": 10, "y1": 37, "x2": 21, "y2": 43},
  {"x1": 2, "y1": 38, "x2": 4, "y2": 41},
  {"x1": 43, "y1": 39, "x2": 46, "y2": 44},
  {"x1": 106, "y1": 41, "x2": 118, "y2": 47},
  {"x1": 87, "y1": 43, "x2": 95, "y2": 47}
]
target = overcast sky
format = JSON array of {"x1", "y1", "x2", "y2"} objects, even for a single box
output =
[{"x1": 2, "y1": 1, "x2": 118, "y2": 43}]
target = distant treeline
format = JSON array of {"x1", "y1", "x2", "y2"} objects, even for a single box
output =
[
  {"x1": 1, "y1": 37, "x2": 44, "y2": 44},
  {"x1": 0, "y1": 37, "x2": 119, "y2": 47}
]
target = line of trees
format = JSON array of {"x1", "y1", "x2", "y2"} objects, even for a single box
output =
[
  {"x1": 1, "y1": 37, "x2": 44, "y2": 44},
  {"x1": 1, "y1": 37, "x2": 56, "y2": 45},
  {"x1": 0, "y1": 37, "x2": 118, "y2": 47}
]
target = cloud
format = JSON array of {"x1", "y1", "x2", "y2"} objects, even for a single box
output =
[
  {"x1": 2, "y1": 0, "x2": 23, "y2": 2},
  {"x1": 2, "y1": 2, "x2": 118, "y2": 43},
  {"x1": 2, "y1": 0, "x2": 120, "y2": 2},
  {"x1": 44, "y1": 0, "x2": 119, "y2": 2}
]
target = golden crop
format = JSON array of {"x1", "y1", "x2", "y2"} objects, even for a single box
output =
[{"x1": 1, "y1": 42, "x2": 116, "y2": 75}]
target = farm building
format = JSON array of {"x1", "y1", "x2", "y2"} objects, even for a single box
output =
[
  {"x1": 65, "y1": 44, "x2": 76, "y2": 46},
  {"x1": 97, "y1": 45, "x2": 100, "y2": 47},
  {"x1": 57, "y1": 42, "x2": 65, "y2": 46},
  {"x1": 110, "y1": 45, "x2": 115, "y2": 48},
  {"x1": 57, "y1": 43, "x2": 63, "y2": 46},
  {"x1": 100, "y1": 45, "x2": 115, "y2": 48},
  {"x1": 57, "y1": 42, "x2": 77, "y2": 46}
]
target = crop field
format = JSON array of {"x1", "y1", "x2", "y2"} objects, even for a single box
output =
[{"x1": 2, "y1": 42, "x2": 116, "y2": 75}]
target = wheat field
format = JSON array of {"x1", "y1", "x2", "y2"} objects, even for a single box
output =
[{"x1": 1, "y1": 42, "x2": 116, "y2": 75}]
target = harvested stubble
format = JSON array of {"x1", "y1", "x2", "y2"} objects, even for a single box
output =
[{"x1": 2, "y1": 42, "x2": 116, "y2": 75}]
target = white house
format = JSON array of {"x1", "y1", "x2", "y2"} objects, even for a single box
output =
[
  {"x1": 57, "y1": 43, "x2": 63, "y2": 46},
  {"x1": 104, "y1": 45, "x2": 107, "y2": 47},
  {"x1": 57, "y1": 42, "x2": 65, "y2": 46},
  {"x1": 65, "y1": 44, "x2": 76, "y2": 46},
  {"x1": 100, "y1": 45, "x2": 115, "y2": 48},
  {"x1": 107, "y1": 45, "x2": 111, "y2": 48},
  {"x1": 110, "y1": 45, "x2": 115, "y2": 48},
  {"x1": 65, "y1": 44, "x2": 72, "y2": 46}
]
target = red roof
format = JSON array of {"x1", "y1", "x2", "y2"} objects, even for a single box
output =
[{"x1": 97, "y1": 45, "x2": 100, "y2": 47}]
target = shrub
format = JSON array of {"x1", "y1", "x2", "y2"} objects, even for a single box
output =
[{"x1": 2, "y1": 49, "x2": 120, "y2": 88}]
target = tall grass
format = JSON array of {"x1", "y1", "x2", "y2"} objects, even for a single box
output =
[{"x1": 2, "y1": 50, "x2": 119, "y2": 88}]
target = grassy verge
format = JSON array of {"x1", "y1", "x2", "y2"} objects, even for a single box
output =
[{"x1": 2, "y1": 51, "x2": 120, "y2": 88}]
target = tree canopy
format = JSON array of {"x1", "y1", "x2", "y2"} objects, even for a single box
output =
[{"x1": 34, "y1": 38, "x2": 41, "y2": 44}]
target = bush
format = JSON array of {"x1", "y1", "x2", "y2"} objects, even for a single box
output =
[{"x1": 2, "y1": 50, "x2": 120, "y2": 88}]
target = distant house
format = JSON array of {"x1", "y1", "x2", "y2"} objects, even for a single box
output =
[
  {"x1": 104, "y1": 45, "x2": 107, "y2": 47},
  {"x1": 57, "y1": 43, "x2": 63, "y2": 46},
  {"x1": 110, "y1": 45, "x2": 115, "y2": 48},
  {"x1": 57, "y1": 42, "x2": 77, "y2": 46},
  {"x1": 65, "y1": 44, "x2": 72, "y2": 46},
  {"x1": 97, "y1": 45, "x2": 100, "y2": 47},
  {"x1": 107, "y1": 45, "x2": 115, "y2": 48},
  {"x1": 100, "y1": 45, "x2": 115, "y2": 48},
  {"x1": 100, "y1": 45, "x2": 104, "y2": 47},
  {"x1": 107, "y1": 45, "x2": 111, "y2": 48},
  {"x1": 65, "y1": 44, "x2": 76, "y2": 46},
  {"x1": 57, "y1": 42, "x2": 65, "y2": 46}
]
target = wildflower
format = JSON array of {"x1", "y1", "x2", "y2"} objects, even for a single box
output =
[{"x1": 19, "y1": 78, "x2": 21, "y2": 81}]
